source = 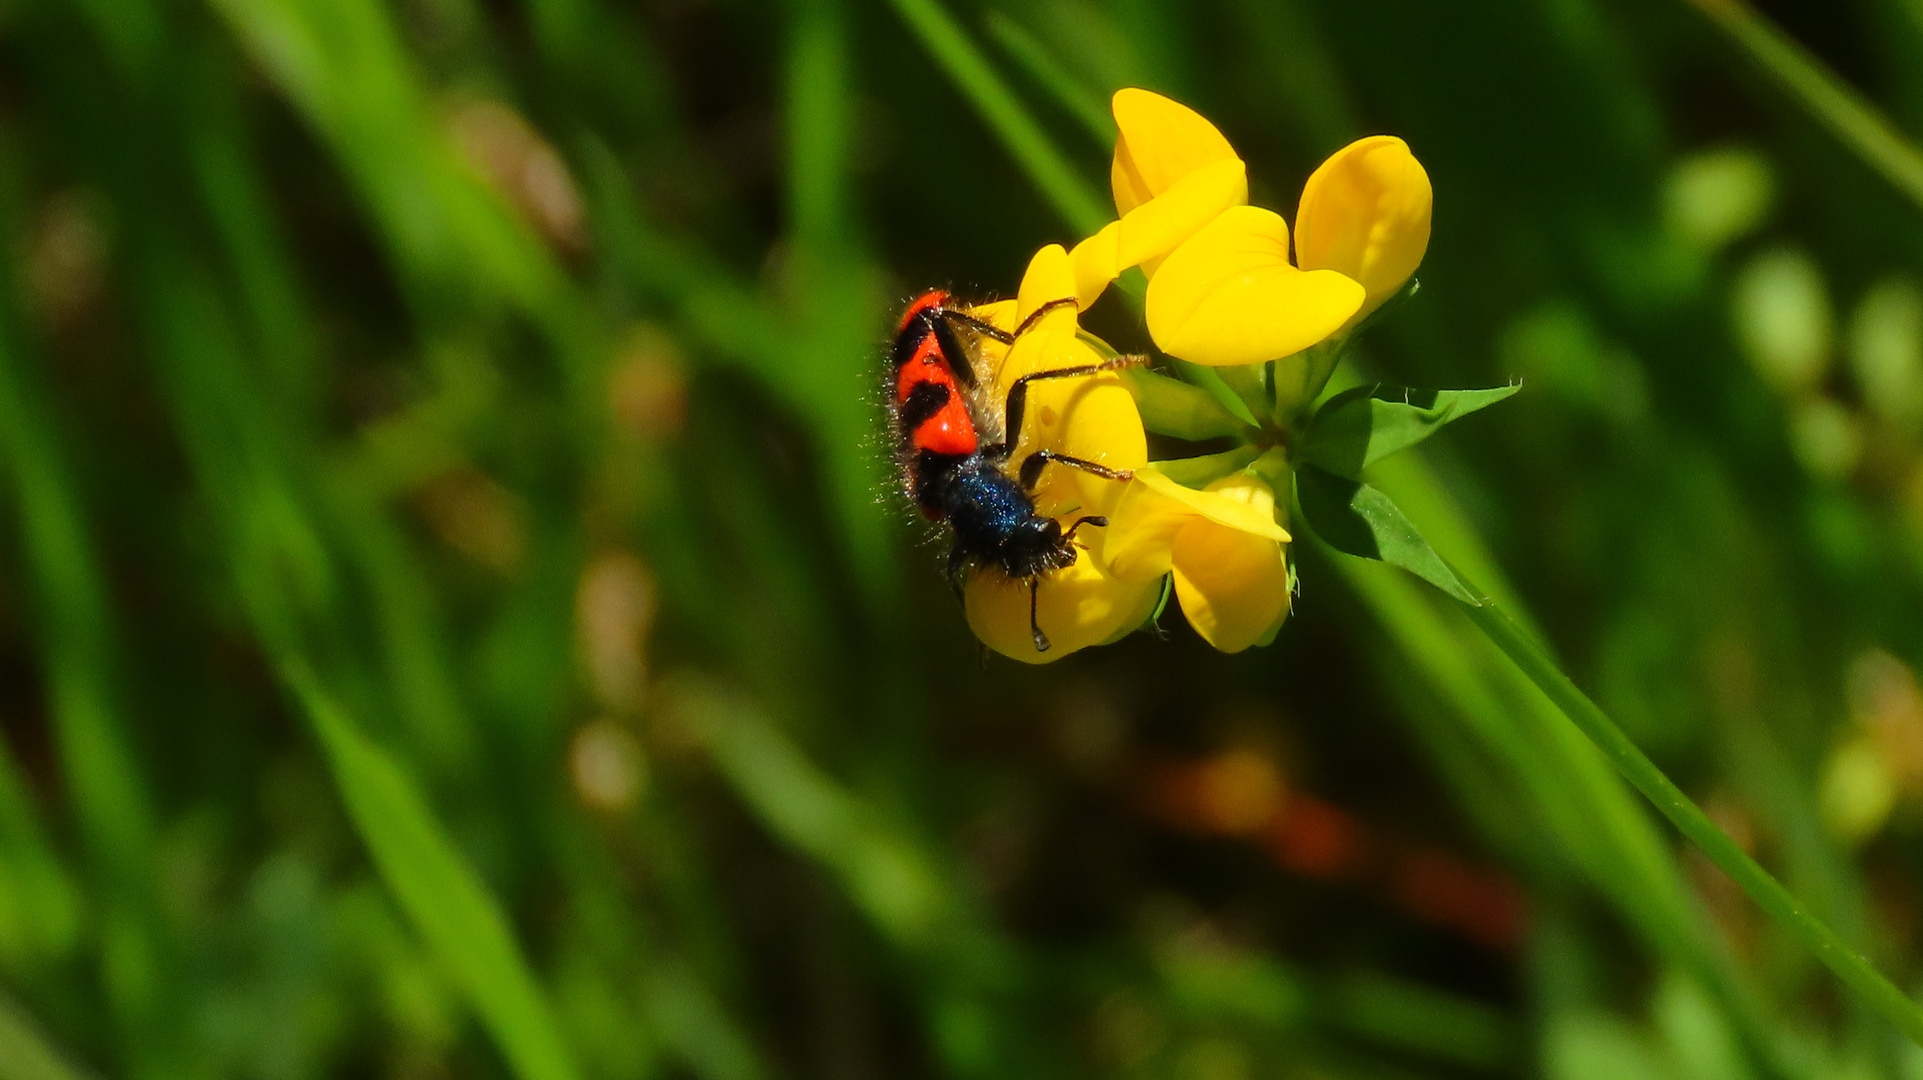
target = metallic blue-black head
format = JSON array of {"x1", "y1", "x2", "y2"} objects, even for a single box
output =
[{"x1": 941, "y1": 456, "x2": 1078, "y2": 580}]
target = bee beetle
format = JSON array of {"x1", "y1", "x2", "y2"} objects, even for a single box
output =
[{"x1": 888, "y1": 289, "x2": 1139, "y2": 652}]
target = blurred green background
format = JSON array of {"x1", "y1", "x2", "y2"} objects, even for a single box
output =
[{"x1": 4, "y1": 0, "x2": 1923, "y2": 1077}]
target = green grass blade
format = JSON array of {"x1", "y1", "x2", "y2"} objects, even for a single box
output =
[
  {"x1": 131, "y1": 241, "x2": 584, "y2": 1080},
  {"x1": 1681, "y1": 0, "x2": 1923, "y2": 216},
  {"x1": 209, "y1": 0, "x2": 596, "y2": 374},
  {"x1": 782, "y1": 0, "x2": 898, "y2": 600},
  {"x1": 983, "y1": 12, "x2": 1113, "y2": 148},
  {"x1": 0, "y1": 271, "x2": 177, "y2": 1077},
  {"x1": 1323, "y1": 970, "x2": 1518, "y2": 1069},
  {"x1": 0, "y1": 739, "x2": 78, "y2": 969},
  {"x1": 676, "y1": 677, "x2": 945, "y2": 946},
  {"x1": 283, "y1": 661, "x2": 583, "y2": 1080},
  {"x1": 1456, "y1": 585, "x2": 1923, "y2": 1050},
  {"x1": 639, "y1": 956, "x2": 767, "y2": 1080},
  {"x1": 883, "y1": 0, "x2": 1110, "y2": 236},
  {"x1": 1327, "y1": 549, "x2": 1795, "y2": 1079},
  {"x1": 666, "y1": 677, "x2": 1030, "y2": 1078},
  {"x1": 0, "y1": 322, "x2": 155, "y2": 899}
]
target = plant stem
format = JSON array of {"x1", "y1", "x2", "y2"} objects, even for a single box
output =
[{"x1": 1454, "y1": 580, "x2": 1923, "y2": 1048}]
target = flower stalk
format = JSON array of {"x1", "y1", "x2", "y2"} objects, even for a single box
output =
[{"x1": 1453, "y1": 573, "x2": 1923, "y2": 1049}]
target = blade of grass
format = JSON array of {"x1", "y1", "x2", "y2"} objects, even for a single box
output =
[
  {"x1": 1681, "y1": 0, "x2": 1923, "y2": 216},
  {"x1": 1325, "y1": 547, "x2": 1796, "y2": 1080},
  {"x1": 282, "y1": 660, "x2": 583, "y2": 1080},
  {"x1": 1452, "y1": 577, "x2": 1923, "y2": 1049},
  {"x1": 208, "y1": 0, "x2": 600, "y2": 383},
  {"x1": 783, "y1": 0, "x2": 897, "y2": 607},
  {"x1": 884, "y1": 0, "x2": 1110, "y2": 236},
  {"x1": 182, "y1": 99, "x2": 773, "y2": 1079},
  {"x1": 1323, "y1": 970, "x2": 1518, "y2": 1070},
  {"x1": 666, "y1": 676, "x2": 1035, "y2": 1079},
  {"x1": 179, "y1": 81, "x2": 480, "y2": 775},
  {"x1": 0, "y1": 263, "x2": 179, "y2": 1078},
  {"x1": 0, "y1": 317, "x2": 155, "y2": 908},
  {"x1": 984, "y1": 12, "x2": 1114, "y2": 148},
  {"x1": 143, "y1": 54, "x2": 776, "y2": 1076},
  {"x1": 131, "y1": 240, "x2": 586, "y2": 1080},
  {"x1": 674, "y1": 676, "x2": 947, "y2": 948},
  {"x1": 0, "y1": 738, "x2": 78, "y2": 970}
]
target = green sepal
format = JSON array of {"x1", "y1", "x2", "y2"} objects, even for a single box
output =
[
  {"x1": 1148, "y1": 574, "x2": 1173, "y2": 627},
  {"x1": 1295, "y1": 464, "x2": 1480, "y2": 604},
  {"x1": 1214, "y1": 362, "x2": 1270, "y2": 424},
  {"x1": 1170, "y1": 359, "x2": 1262, "y2": 429},
  {"x1": 1121, "y1": 367, "x2": 1251, "y2": 442},
  {"x1": 1272, "y1": 337, "x2": 1348, "y2": 422},
  {"x1": 1299, "y1": 383, "x2": 1520, "y2": 479},
  {"x1": 1149, "y1": 444, "x2": 1263, "y2": 489}
]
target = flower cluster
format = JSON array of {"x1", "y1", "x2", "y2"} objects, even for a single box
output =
[{"x1": 964, "y1": 89, "x2": 1432, "y2": 663}]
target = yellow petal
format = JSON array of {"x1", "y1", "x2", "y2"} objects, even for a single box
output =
[
  {"x1": 1016, "y1": 243, "x2": 1078, "y2": 323},
  {"x1": 1146, "y1": 206, "x2": 1365, "y2": 366},
  {"x1": 998, "y1": 323, "x2": 1144, "y2": 517},
  {"x1": 1294, "y1": 135, "x2": 1432, "y2": 321},
  {"x1": 1102, "y1": 469, "x2": 1289, "y2": 582},
  {"x1": 965, "y1": 298, "x2": 1017, "y2": 331},
  {"x1": 1114, "y1": 158, "x2": 1247, "y2": 272},
  {"x1": 964, "y1": 529, "x2": 1161, "y2": 663},
  {"x1": 1171, "y1": 519, "x2": 1290, "y2": 653},
  {"x1": 1069, "y1": 222, "x2": 1122, "y2": 309},
  {"x1": 1111, "y1": 88, "x2": 1240, "y2": 214},
  {"x1": 1188, "y1": 471, "x2": 1290, "y2": 539},
  {"x1": 1102, "y1": 476, "x2": 1193, "y2": 581}
]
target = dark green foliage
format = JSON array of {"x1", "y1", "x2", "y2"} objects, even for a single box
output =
[
  {"x1": 1296, "y1": 465, "x2": 1479, "y2": 604},
  {"x1": 1300, "y1": 384, "x2": 1522, "y2": 480}
]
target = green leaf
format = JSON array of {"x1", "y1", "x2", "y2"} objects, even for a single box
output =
[
  {"x1": 1301, "y1": 384, "x2": 1520, "y2": 478},
  {"x1": 1295, "y1": 464, "x2": 1479, "y2": 604},
  {"x1": 1171, "y1": 359, "x2": 1263, "y2": 429},
  {"x1": 285, "y1": 663, "x2": 582, "y2": 1080}
]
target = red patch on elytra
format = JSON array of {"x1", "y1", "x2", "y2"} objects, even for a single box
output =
[{"x1": 895, "y1": 298, "x2": 980, "y2": 457}]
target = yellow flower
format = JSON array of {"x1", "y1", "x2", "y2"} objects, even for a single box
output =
[
  {"x1": 1104, "y1": 466, "x2": 1292, "y2": 653},
  {"x1": 962, "y1": 245, "x2": 1159, "y2": 664},
  {"x1": 1294, "y1": 135, "x2": 1432, "y2": 323},
  {"x1": 1070, "y1": 88, "x2": 1389, "y2": 368},
  {"x1": 941, "y1": 95, "x2": 1431, "y2": 660}
]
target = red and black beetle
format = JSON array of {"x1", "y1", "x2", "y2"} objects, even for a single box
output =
[{"x1": 886, "y1": 289, "x2": 1136, "y2": 652}]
